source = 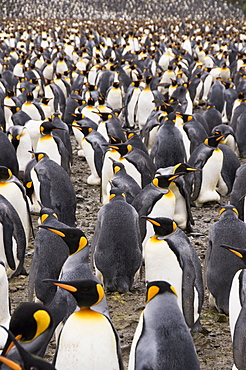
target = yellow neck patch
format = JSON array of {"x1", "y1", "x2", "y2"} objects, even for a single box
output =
[
  {"x1": 147, "y1": 285, "x2": 160, "y2": 303},
  {"x1": 32, "y1": 310, "x2": 51, "y2": 340}
]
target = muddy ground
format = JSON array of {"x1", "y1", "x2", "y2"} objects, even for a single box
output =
[{"x1": 8, "y1": 137, "x2": 235, "y2": 369}]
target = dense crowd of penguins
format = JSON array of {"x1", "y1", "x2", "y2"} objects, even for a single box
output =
[
  {"x1": 1, "y1": 0, "x2": 245, "y2": 20},
  {"x1": 1, "y1": 14, "x2": 246, "y2": 369}
]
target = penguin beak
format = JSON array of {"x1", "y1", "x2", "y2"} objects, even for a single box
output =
[
  {"x1": 220, "y1": 244, "x2": 243, "y2": 259},
  {"x1": 0, "y1": 356, "x2": 22, "y2": 370},
  {"x1": 43, "y1": 279, "x2": 77, "y2": 292},
  {"x1": 38, "y1": 225, "x2": 66, "y2": 237}
]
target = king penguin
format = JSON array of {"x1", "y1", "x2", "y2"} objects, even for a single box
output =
[
  {"x1": 128, "y1": 281, "x2": 201, "y2": 370},
  {"x1": 36, "y1": 120, "x2": 71, "y2": 174},
  {"x1": 131, "y1": 171, "x2": 185, "y2": 248},
  {"x1": 27, "y1": 152, "x2": 76, "y2": 226},
  {"x1": 28, "y1": 205, "x2": 70, "y2": 305},
  {"x1": 0, "y1": 194, "x2": 26, "y2": 277},
  {"x1": 0, "y1": 128, "x2": 19, "y2": 178},
  {"x1": 0, "y1": 166, "x2": 32, "y2": 245},
  {"x1": 91, "y1": 188, "x2": 142, "y2": 293},
  {"x1": 7, "y1": 125, "x2": 33, "y2": 180},
  {"x1": 218, "y1": 245, "x2": 246, "y2": 370},
  {"x1": 230, "y1": 164, "x2": 246, "y2": 221},
  {"x1": 45, "y1": 279, "x2": 124, "y2": 370},
  {"x1": 205, "y1": 205, "x2": 246, "y2": 315},
  {"x1": 187, "y1": 133, "x2": 226, "y2": 207},
  {"x1": 143, "y1": 216, "x2": 204, "y2": 331},
  {"x1": 0, "y1": 262, "x2": 10, "y2": 349}
]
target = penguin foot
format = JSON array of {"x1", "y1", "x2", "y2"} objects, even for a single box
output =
[{"x1": 191, "y1": 319, "x2": 210, "y2": 336}]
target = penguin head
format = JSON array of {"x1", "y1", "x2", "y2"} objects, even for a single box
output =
[
  {"x1": 0, "y1": 166, "x2": 13, "y2": 182},
  {"x1": 29, "y1": 151, "x2": 49, "y2": 162},
  {"x1": 172, "y1": 162, "x2": 199, "y2": 175},
  {"x1": 143, "y1": 216, "x2": 177, "y2": 236},
  {"x1": 212, "y1": 124, "x2": 235, "y2": 138},
  {"x1": 105, "y1": 143, "x2": 132, "y2": 157},
  {"x1": 43, "y1": 279, "x2": 105, "y2": 308},
  {"x1": 38, "y1": 225, "x2": 88, "y2": 255},
  {"x1": 7, "y1": 126, "x2": 26, "y2": 150},
  {"x1": 94, "y1": 111, "x2": 113, "y2": 122},
  {"x1": 72, "y1": 122, "x2": 93, "y2": 136},
  {"x1": 146, "y1": 281, "x2": 178, "y2": 303},
  {"x1": 39, "y1": 203, "x2": 58, "y2": 224},
  {"x1": 109, "y1": 157, "x2": 125, "y2": 173},
  {"x1": 204, "y1": 133, "x2": 227, "y2": 147},
  {"x1": 109, "y1": 188, "x2": 126, "y2": 201},
  {"x1": 152, "y1": 172, "x2": 183, "y2": 188},
  {"x1": 40, "y1": 120, "x2": 66, "y2": 135},
  {"x1": 1, "y1": 302, "x2": 53, "y2": 355},
  {"x1": 219, "y1": 205, "x2": 239, "y2": 218}
]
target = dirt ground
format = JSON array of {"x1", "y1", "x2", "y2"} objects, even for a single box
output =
[{"x1": 8, "y1": 137, "x2": 235, "y2": 369}]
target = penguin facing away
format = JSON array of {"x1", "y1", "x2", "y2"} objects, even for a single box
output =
[
  {"x1": 28, "y1": 152, "x2": 76, "y2": 226},
  {"x1": 128, "y1": 281, "x2": 201, "y2": 370},
  {"x1": 204, "y1": 205, "x2": 246, "y2": 315},
  {"x1": 28, "y1": 205, "x2": 70, "y2": 305},
  {"x1": 91, "y1": 188, "x2": 142, "y2": 293}
]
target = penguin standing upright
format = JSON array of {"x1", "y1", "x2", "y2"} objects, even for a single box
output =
[
  {"x1": 0, "y1": 262, "x2": 10, "y2": 349},
  {"x1": 128, "y1": 281, "x2": 201, "y2": 370},
  {"x1": 0, "y1": 166, "x2": 31, "y2": 245},
  {"x1": 155, "y1": 163, "x2": 197, "y2": 231},
  {"x1": 187, "y1": 133, "x2": 226, "y2": 207},
  {"x1": 7, "y1": 125, "x2": 33, "y2": 179},
  {"x1": 124, "y1": 80, "x2": 142, "y2": 128},
  {"x1": 143, "y1": 216, "x2": 204, "y2": 331},
  {"x1": 27, "y1": 152, "x2": 76, "y2": 226},
  {"x1": 106, "y1": 158, "x2": 141, "y2": 204},
  {"x1": 137, "y1": 75, "x2": 155, "y2": 131},
  {"x1": 0, "y1": 194, "x2": 27, "y2": 277},
  {"x1": 36, "y1": 120, "x2": 71, "y2": 174},
  {"x1": 228, "y1": 268, "x2": 246, "y2": 370},
  {"x1": 106, "y1": 142, "x2": 156, "y2": 188},
  {"x1": 0, "y1": 129, "x2": 19, "y2": 178},
  {"x1": 28, "y1": 205, "x2": 70, "y2": 305},
  {"x1": 106, "y1": 81, "x2": 124, "y2": 111},
  {"x1": 132, "y1": 172, "x2": 185, "y2": 247},
  {"x1": 46, "y1": 279, "x2": 123, "y2": 370},
  {"x1": 218, "y1": 245, "x2": 246, "y2": 370},
  {"x1": 91, "y1": 188, "x2": 142, "y2": 293},
  {"x1": 230, "y1": 164, "x2": 246, "y2": 221},
  {"x1": 72, "y1": 124, "x2": 108, "y2": 185},
  {"x1": 150, "y1": 113, "x2": 187, "y2": 169},
  {"x1": 204, "y1": 206, "x2": 246, "y2": 315}
]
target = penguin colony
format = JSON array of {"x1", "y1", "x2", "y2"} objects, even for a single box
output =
[{"x1": 2, "y1": 5, "x2": 246, "y2": 369}]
